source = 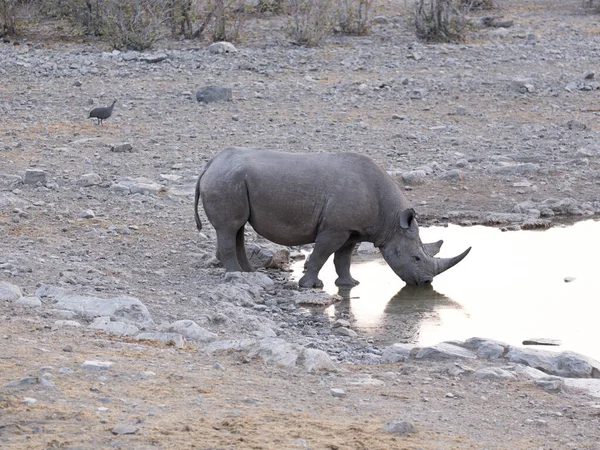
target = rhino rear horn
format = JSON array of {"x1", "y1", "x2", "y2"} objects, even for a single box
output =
[{"x1": 423, "y1": 240, "x2": 443, "y2": 257}]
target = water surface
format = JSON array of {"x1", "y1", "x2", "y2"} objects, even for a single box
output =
[{"x1": 292, "y1": 220, "x2": 600, "y2": 360}]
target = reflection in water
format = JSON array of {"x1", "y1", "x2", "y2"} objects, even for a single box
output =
[{"x1": 292, "y1": 220, "x2": 600, "y2": 360}]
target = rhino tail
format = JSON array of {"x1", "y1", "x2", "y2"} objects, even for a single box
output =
[
  {"x1": 194, "y1": 173, "x2": 203, "y2": 231},
  {"x1": 195, "y1": 160, "x2": 213, "y2": 231}
]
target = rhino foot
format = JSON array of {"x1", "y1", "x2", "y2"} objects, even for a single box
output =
[
  {"x1": 298, "y1": 275, "x2": 324, "y2": 289},
  {"x1": 335, "y1": 277, "x2": 360, "y2": 287}
]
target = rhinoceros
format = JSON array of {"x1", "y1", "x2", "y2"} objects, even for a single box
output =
[{"x1": 194, "y1": 147, "x2": 470, "y2": 288}]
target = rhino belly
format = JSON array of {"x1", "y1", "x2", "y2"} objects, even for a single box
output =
[{"x1": 248, "y1": 204, "x2": 319, "y2": 247}]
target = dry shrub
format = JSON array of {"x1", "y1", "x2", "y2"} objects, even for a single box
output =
[
  {"x1": 414, "y1": 0, "x2": 468, "y2": 43},
  {"x1": 335, "y1": 0, "x2": 373, "y2": 35},
  {"x1": 101, "y1": 0, "x2": 165, "y2": 50},
  {"x1": 0, "y1": 0, "x2": 19, "y2": 35},
  {"x1": 285, "y1": 0, "x2": 334, "y2": 46},
  {"x1": 460, "y1": 0, "x2": 496, "y2": 10},
  {"x1": 203, "y1": 0, "x2": 248, "y2": 42}
]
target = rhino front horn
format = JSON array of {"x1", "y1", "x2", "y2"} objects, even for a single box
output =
[{"x1": 433, "y1": 247, "x2": 471, "y2": 277}]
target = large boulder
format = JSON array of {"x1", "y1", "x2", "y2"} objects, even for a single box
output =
[{"x1": 506, "y1": 347, "x2": 600, "y2": 378}]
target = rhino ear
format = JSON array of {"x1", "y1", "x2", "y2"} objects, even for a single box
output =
[{"x1": 399, "y1": 208, "x2": 416, "y2": 229}]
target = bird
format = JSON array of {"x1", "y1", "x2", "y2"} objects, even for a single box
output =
[{"x1": 88, "y1": 100, "x2": 116, "y2": 125}]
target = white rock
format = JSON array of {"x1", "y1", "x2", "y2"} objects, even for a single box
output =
[
  {"x1": 163, "y1": 320, "x2": 217, "y2": 343},
  {"x1": 81, "y1": 360, "x2": 113, "y2": 370},
  {"x1": 208, "y1": 41, "x2": 238, "y2": 54},
  {"x1": 15, "y1": 296, "x2": 42, "y2": 307},
  {"x1": 0, "y1": 281, "x2": 22, "y2": 301},
  {"x1": 89, "y1": 317, "x2": 139, "y2": 336}
]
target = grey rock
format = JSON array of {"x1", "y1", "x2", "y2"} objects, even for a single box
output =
[
  {"x1": 381, "y1": 343, "x2": 417, "y2": 363},
  {"x1": 112, "y1": 423, "x2": 138, "y2": 435},
  {"x1": 81, "y1": 360, "x2": 113, "y2": 370},
  {"x1": 438, "y1": 169, "x2": 464, "y2": 181},
  {"x1": 54, "y1": 320, "x2": 82, "y2": 328},
  {"x1": 24, "y1": 169, "x2": 47, "y2": 185},
  {"x1": 584, "y1": 71, "x2": 595, "y2": 80},
  {"x1": 334, "y1": 327, "x2": 358, "y2": 337},
  {"x1": 247, "y1": 338, "x2": 303, "y2": 368},
  {"x1": 224, "y1": 271, "x2": 274, "y2": 289},
  {"x1": 162, "y1": 320, "x2": 217, "y2": 343},
  {"x1": 301, "y1": 348, "x2": 336, "y2": 372},
  {"x1": 0, "y1": 282, "x2": 23, "y2": 301},
  {"x1": 506, "y1": 347, "x2": 600, "y2": 378},
  {"x1": 567, "y1": 120, "x2": 587, "y2": 131},
  {"x1": 563, "y1": 378, "x2": 600, "y2": 398},
  {"x1": 293, "y1": 292, "x2": 342, "y2": 306},
  {"x1": 110, "y1": 143, "x2": 133, "y2": 153},
  {"x1": 402, "y1": 170, "x2": 427, "y2": 185},
  {"x1": 331, "y1": 388, "x2": 346, "y2": 398},
  {"x1": 15, "y1": 296, "x2": 42, "y2": 307},
  {"x1": 77, "y1": 173, "x2": 102, "y2": 186},
  {"x1": 36, "y1": 284, "x2": 155, "y2": 328},
  {"x1": 356, "y1": 242, "x2": 378, "y2": 255},
  {"x1": 416, "y1": 343, "x2": 477, "y2": 360},
  {"x1": 6, "y1": 377, "x2": 56, "y2": 389},
  {"x1": 89, "y1": 317, "x2": 140, "y2": 336},
  {"x1": 79, "y1": 209, "x2": 95, "y2": 219},
  {"x1": 246, "y1": 243, "x2": 290, "y2": 269},
  {"x1": 140, "y1": 53, "x2": 167, "y2": 63},
  {"x1": 536, "y1": 377, "x2": 564, "y2": 392},
  {"x1": 59, "y1": 367, "x2": 75, "y2": 374},
  {"x1": 383, "y1": 421, "x2": 416, "y2": 434},
  {"x1": 473, "y1": 367, "x2": 516, "y2": 381},
  {"x1": 196, "y1": 86, "x2": 232, "y2": 103},
  {"x1": 136, "y1": 332, "x2": 186, "y2": 348},
  {"x1": 208, "y1": 41, "x2": 238, "y2": 54}
]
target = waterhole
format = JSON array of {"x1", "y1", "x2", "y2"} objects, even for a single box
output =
[{"x1": 292, "y1": 220, "x2": 600, "y2": 360}]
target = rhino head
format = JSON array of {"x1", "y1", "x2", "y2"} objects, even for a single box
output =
[{"x1": 379, "y1": 209, "x2": 471, "y2": 286}]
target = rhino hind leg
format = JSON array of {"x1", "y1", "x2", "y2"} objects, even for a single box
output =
[
  {"x1": 299, "y1": 231, "x2": 351, "y2": 288},
  {"x1": 334, "y1": 242, "x2": 359, "y2": 287},
  {"x1": 236, "y1": 227, "x2": 254, "y2": 272},
  {"x1": 216, "y1": 228, "x2": 244, "y2": 272}
]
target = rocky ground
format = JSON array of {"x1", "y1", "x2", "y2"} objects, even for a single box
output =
[{"x1": 1, "y1": 0, "x2": 600, "y2": 448}]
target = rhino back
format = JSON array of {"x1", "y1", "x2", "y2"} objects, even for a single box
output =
[{"x1": 202, "y1": 148, "x2": 406, "y2": 245}]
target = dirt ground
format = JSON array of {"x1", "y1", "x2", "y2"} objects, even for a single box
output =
[{"x1": 1, "y1": 0, "x2": 600, "y2": 448}]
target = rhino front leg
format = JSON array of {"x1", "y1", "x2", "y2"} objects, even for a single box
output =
[
  {"x1": 236, "y1": 227, "x2": 254, "y2": 272},
  {"x1": 334, "y1": 242, "x2": 359, "y2": 287},
  {"x1": 216, "y1": 228, "x2": 244, "y2": 272},
  {"x1": 299, "y1": 231, "x2": 350, "y2": 288}
]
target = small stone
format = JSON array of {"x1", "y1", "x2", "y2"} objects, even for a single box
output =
[
  {"x1": 382, "y1": 421, "x2": 416, "y2": 434},
  {"x1": 567, "y1": 120, "x2": 587, "y2": 131},
  {"x1": 536, "y1": 377, "x2": 564, "y2": 392},
  {"x1": 140, "y1": 53, "x2": 167, "y2": 63},
  {"x1": 54, "y1": 320, "x2": 81, "y2": 328},
  {"x1": 58, "y1": 367, "x2": 75, "y2": 374},
  {"x1": 110, "y1": 143, "x2": 133, "y2": 153},
  {"x1": 15, "y1": 296, "x2": 42, "y2": 307},
  {"x1": 208, "y1": 41, "x2": 238, "y2": 54},
  {"x1": 73, "y1": 80, "x2": 82, "y2": 87},
  {"x1": 77, "y1": 173, "x2": 102, "y2": 187},
  {"x1": 0, "y1": 281, "x2": 23, "y2": 301},
  {"x1": 334, "y1": 327, "x2": 358, "y2": 337},
  {"x1": 23, "y1": 397, "x2": 37, "y2": 405},
  {"x1": 79, "y1": 209, "x2": 95, "y2": 219},
  {"x1": 62, "y1": 345, "x2": 74, "y2": 352},
  {"x1": 584, "y1": 71, "x2": 595, "y2": 80},
  {"x1": 331, "y1": 388, "x2": 346, "y2": 398},
  {"x1": 196, "y1": 86, "x2": 232, "y2": 104},
  {"x1": 112, "y1": 423, "x2": 138, "y2": 435},
  {"x1": 81, "y1": 360, "x2": 113, "y2": 370},
  {"x1": 564, "y1": 277, "x2": 576, "y2": 283},
  {"x1": 24, "y1": 169, "x2": 47, "y2": 185}
]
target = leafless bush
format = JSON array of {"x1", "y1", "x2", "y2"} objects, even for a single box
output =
[
  {"x1": 203, "y1": 0, "x2": 248, "y2": 42},
  {"x1": 0, "y1": 0, "x2": 19, "y2": 35},
  {"x1": 414, "y1": 0, "x2": 469, "y2": 43},
  {"x1": 460, "y1": 0, "x2": 495, "y2": 10},
  {"x1": 285, "y1": 0, "x2": 334, "y2": 46},
  {"x1": 335, "y1": 0, "x2": 373, "y2": 35},
  {"x1": 101, "y1": 0, "x2": 165, "y2": 50}
]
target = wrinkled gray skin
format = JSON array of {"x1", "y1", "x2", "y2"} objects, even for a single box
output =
[{"x1": 195, "y1": 148, "x2": 471, "y2": 288}]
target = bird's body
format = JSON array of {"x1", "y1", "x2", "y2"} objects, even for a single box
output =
[{"x1": 88, "y1": 100, "x2": 116, "y2": 125}]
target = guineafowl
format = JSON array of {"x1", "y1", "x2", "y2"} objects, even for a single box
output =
[{"x1": 88, "y1": 100, "x2": 116, "y2": 125}]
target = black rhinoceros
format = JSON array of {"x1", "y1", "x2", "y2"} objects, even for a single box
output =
[{"x1": 194, "y1": 147, "x2": 470, "y2": 288}]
